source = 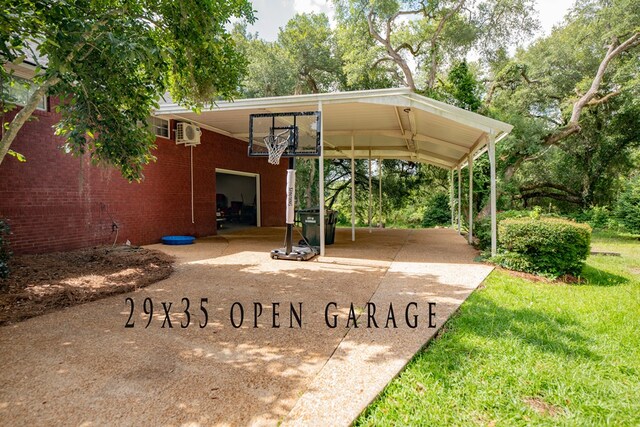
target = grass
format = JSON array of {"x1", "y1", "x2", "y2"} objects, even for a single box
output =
[{"x1": 356, "y1": 230, "x2": 640, "y2": 426}]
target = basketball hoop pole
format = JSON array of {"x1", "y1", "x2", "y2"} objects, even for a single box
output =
[{"x1": 284, "y1": 156, "x2": 295, "y2": 255}]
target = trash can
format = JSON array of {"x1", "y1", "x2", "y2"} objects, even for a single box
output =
[{"x1": 298, "y1": 208, "x2": 337, "y2": 246}]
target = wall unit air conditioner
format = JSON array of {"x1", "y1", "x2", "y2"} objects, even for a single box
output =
[{"x1": 176, "y1": 122, "x2": 202, "y2": 146}]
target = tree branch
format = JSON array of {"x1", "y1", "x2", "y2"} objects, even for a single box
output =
[
  {"x1": 569, "y1": 32, "x2": 639, "y2": 125},
  {"x1": 0, "y1": 75, "x2": 60, "y2": 166},
  {"x1": 366, "y1": 9, "x2": 416, "y2": 90},
  {"x1": 427, "y1": 0, "x2": 466, "y2": 88},
  {"x1": 586, "y1": 90, "x2": 621, "y2": 106}
]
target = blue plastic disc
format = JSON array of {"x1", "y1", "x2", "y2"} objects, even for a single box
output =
[{"x1": 161, "y1": 235, "x2": 195, "y2": 245}]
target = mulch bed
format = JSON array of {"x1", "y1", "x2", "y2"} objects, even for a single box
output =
[
  {"x1": 496, "y1": 267, "x2": 581, "y2": 284},
  {"x1": 0, "y1": 245, "x2": 174, "y2": 326}
]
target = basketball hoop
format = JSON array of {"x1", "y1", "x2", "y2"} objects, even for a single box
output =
[{"x1": 264, "y1": 129, "x2": 290, "y2": 165}]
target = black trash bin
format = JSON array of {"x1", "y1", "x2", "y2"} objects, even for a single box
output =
[{"x1": 297, "y1": 208, "x2": 336, "y2": 246}]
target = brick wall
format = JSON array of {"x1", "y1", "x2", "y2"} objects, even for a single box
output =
[{"x1": 0, "y1": 102, "x2": 286, "y2": 254}]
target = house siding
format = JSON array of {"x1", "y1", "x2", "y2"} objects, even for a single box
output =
[{"x1": 0, "y1": 101, "x2": 286, "y2": 254}]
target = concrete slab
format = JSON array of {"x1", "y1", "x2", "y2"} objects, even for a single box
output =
[
  {"x1": 282, "y1": 228, "x2": 493, "y2": 426},
  {"x1": 0, "y1": 228, "x2": 491, "y2": 426}
]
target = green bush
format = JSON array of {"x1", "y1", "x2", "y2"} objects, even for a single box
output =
[
  {"x1": 0, "y1": 219, "x2": 11, "y2": 279},
  {"x1": 497, "y1": 217, "x2": 591, "y2": 277},
  {"x1": 475, "y1": 210, "x2": 531, "y2": 250},
  {"x1": 570, "y1": 206, "x2": 619, "y2": 230},
  {"x1": 422, "y1": 193, "x2": 451, "y2": 227},
  {"x1": 615, "y1": 176, "x2": 640, "y2": 234}
]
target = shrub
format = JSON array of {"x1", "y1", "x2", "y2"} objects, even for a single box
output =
[
  {"x1": 422, "y1": 193, "x2": 451, "y2": 227},
  {"x1": 0, "y1": 219, "x2": 11, "y2": 279},
  {"x1": 615, "y1": 176, "x2": 640, "y2": 234},
  {"x1": 497, "y1": 217, "x2": 591, "y2": 277},
  {"x1": 475, "y1": 210, "x2": 531, "y2": 250},
  {"x1": 570, "y1": 206, "x2": 618, "y2": 230}
]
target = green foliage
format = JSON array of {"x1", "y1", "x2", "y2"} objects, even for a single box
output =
[
  {"x1": 0, "y1": 219, "x2": 11, "y2": 279},
  {"x1": 497, "y1": 218, "x2": 592, "y2": 277},
  {"x1": 487, "y1": 0, "x2": 640, "y2": 212},
  {"x1": 615, "y1": 175, "x2": 640, "y2": 234},
  {"x1": 475, "y1": 210, "x2": 532, "y2": 250},
  {"x1": 421, "y1": 193, "x2": 451, "y2": 227},
  {"x1": 278, "y1": 13, "x2": 343, "y2": 94},
  {"x1": 334, "y1": 0, "x2": 538, "y2": 89},
  {"x1": 570, "y1": 206, "x2": 621, "y2": 230},
  {"x1": 439, "y1": 60, "x2": 482, "y2": 111},
  {"x1": 1, "y1": 0, "x2": 254, "y2": 181}
]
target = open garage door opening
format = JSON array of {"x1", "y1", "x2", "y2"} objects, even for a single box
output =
[{"x1": 215, "y1": 169, "x2": 261, "y2": 233}]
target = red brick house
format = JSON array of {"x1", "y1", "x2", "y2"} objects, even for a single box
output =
[{"x1": 0, "y1": 77, "x2": 287, "y2": 254}]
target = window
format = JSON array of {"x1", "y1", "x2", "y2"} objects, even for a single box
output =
[
  {"x1": 148, "y1": 116, "x2": 170, "y2": 139},
  {"x1": 2, "y1": 76, "x2": 47, "y2": 111}
]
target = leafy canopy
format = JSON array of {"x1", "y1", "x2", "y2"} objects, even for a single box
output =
[{"x1": 0, "y1": 0, "x2": 254, "y2": 180}]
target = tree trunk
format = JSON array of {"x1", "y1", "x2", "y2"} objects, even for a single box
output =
[
  {"x1": 0, "y1": 76, "x2": 60, "y2": 166},
  {"x1": 305, "y1": 158, "x2": 315, "y2": 208}
]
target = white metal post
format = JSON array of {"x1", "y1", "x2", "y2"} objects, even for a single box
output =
[
  {"x1": 318, "y1": 101, "x2": 325, "y2": 257},
  {"x1": 351, "y1": 133, "x2": 356, "y2": 242},
  {"x1": 488, "y1": 132, "x2": 497, "y2": 256},
  {"x1": 378, "y1": 158, "x2": 383, "y2": 227},
  {"x1": 368, "y1": 150, "x2": 372, "y2": 233},
  {"x1": 468, "y1": 152, "x2": 474, "y2": 244},
  {"x1": 457, "y1": 165, "x2": 461, "y2": 233},
  {"x1": 450, "y1": 169, "x2": 454, "y2": 227}
]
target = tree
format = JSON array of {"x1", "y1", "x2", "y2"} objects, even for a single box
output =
[
  {"x1": 278, "y1": 13, "x2": 344, "y2": 95},
  {"x1": 440, "y1": 60, "x2": 482, "y2": 111},
  {"x1": 480, "y1": 0, "x2": 640, "y2": 216},
  {"x1": 0, "y1": 0, "x2": 254, "y2": 181},
  {"x1": 615, "y1": 174, "x2": 640, "y2": 234},
  {"x1": 231, "y1": 23, "x2": 296, "y2": 98},
  {"x1": 334, "y1": 0, "x2": 538, "y2": 91},
  {"x1": 422, "y1": 193, "x2": 451, "y2": 227}
]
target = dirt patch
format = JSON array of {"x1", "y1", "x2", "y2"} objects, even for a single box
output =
[
  {"x1": 523, "y1": 397, "x2": 562, "y2": 417},
  {"x1": 0, "y1": 246, "x2": 174, "y2": 326}
]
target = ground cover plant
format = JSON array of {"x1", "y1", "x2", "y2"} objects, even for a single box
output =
[
  {"x1": 0, "y1": 246, "x2": 173, "y2": 325},
  {"x1": 356, "y1": 230, "x2": 640, "y2": 426}
]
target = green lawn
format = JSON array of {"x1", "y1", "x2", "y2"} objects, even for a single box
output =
[{"x1": 356, "y1": 231, "x2": 640, "y2": 426}]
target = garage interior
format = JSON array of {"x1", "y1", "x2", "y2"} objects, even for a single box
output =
[{"x1": 215, "y1": 170, "x2": 259, "y2": 232}]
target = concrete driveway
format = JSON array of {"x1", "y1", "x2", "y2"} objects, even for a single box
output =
[{"x1": 0, "y1": 228, "x2": 492, "y2": 426}]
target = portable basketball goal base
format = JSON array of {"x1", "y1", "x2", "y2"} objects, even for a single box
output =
[{"x1": 249, "y1": 112, "x2": 322, "y2": 261}]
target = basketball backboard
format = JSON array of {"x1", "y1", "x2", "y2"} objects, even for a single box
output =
[{"x1": 248, "y1": 112, "x2": 321, "y2": 160}]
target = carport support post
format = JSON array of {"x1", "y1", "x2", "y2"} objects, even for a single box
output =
[
  {"x1": 468, "y1": 153, "x2": 474, "y2": 244},
  {"x1": 351, "y1": 133, "x2": 356, "y2": 242},
  {"x1": 368, "y1": 150, "x2": 372, "y2": 233},
  {"x1": 318, "y1": 101, "x2": 325, "y2": 257},
  {"x1": 488, "y1": 132, "x2": 497, "y2": 257},
  {"x1": 450, "y1": 169, "x2": 454, "y2": 227},
  {"x1": 378, "y1": 158, "x2": 383, "y2": 227},
  {"x1": 457, "y1": 165, "x2": 461, "y2": 233}
]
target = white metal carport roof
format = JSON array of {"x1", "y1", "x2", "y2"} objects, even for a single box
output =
[
  {"x1": 156, "y1": 88, "x2": 511, "y2": 258},
  {"x1": 155, "y1": 87, "x2": 512, "y2": 170}
]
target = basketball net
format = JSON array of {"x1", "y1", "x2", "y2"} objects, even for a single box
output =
[{"x1": 264, "y1": 129, "x2": 290, "y2": 165}]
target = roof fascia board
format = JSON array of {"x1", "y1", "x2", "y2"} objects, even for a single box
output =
[
  {"x1": 407, "y1": 93, "x2": 513, "y2": 134},
  {"x1": 156, "y1": 87, "x2": 414, "y2": 115}
]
